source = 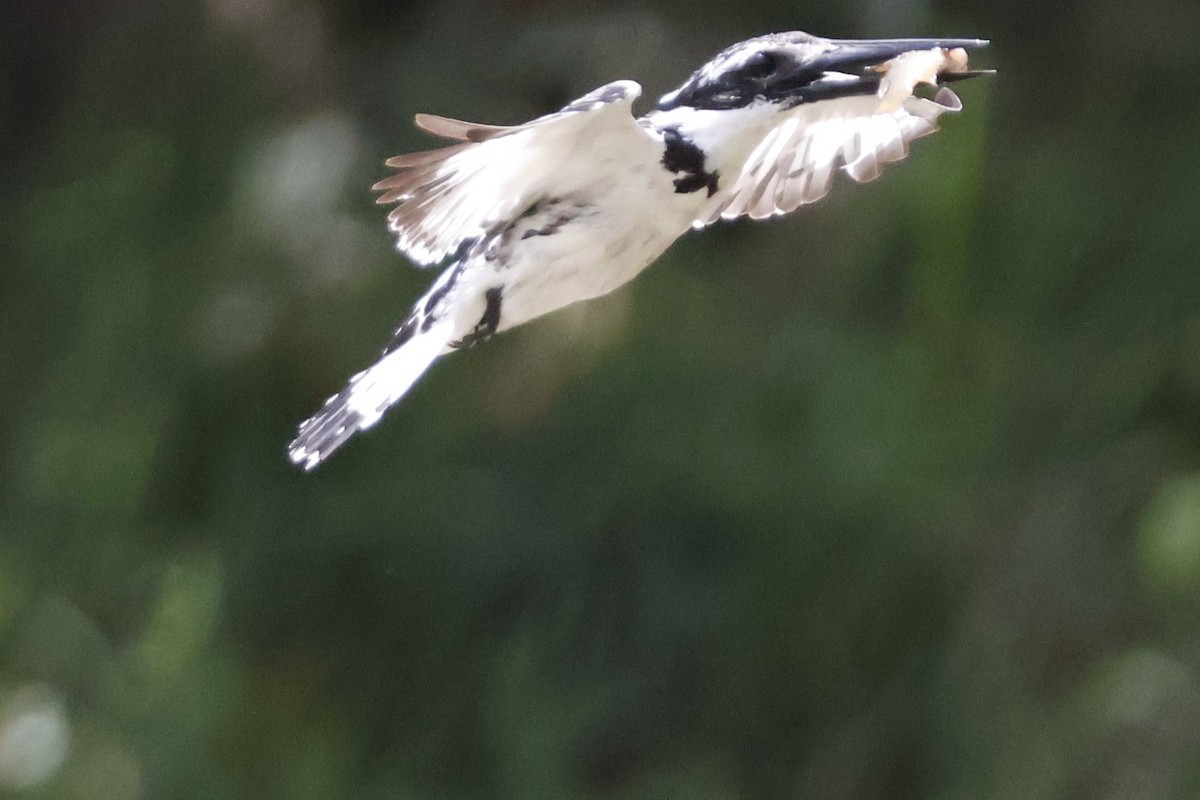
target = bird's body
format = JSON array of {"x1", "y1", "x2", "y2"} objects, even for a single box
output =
[{"x1": 290, "y1": 32, "x2": 989, "y2": 469}]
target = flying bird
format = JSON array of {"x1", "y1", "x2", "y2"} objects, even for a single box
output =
[{"x1": 290, "y1": 31, "x2": 990, "y2": 470}]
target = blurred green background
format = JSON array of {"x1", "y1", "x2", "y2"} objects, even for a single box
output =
[{"x1": 4, "y1": 0, "x2": 1200, "y2": 797}]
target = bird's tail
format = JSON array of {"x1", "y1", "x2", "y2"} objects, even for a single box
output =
[{"x1": 288, "y1": 317, "x2": 455, "y2": 470}]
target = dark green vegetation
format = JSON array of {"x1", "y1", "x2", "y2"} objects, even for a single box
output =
[{"x1": 3, "y1": 0, "x2": 1200, "y2": 797}]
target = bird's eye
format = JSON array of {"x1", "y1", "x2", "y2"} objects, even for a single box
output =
[{"x1": 740, "y1": 52, "x2": 779, "y2": 80}]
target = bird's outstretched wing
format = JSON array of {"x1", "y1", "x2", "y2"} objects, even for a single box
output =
[
  {"x1": 373, "y1": 80, "x2": 646, "y2": 266},
  {"x1": 694, "y1": 87, "x2": 963, "y2": 226}
]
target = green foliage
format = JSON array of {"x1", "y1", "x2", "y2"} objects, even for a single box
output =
[{"x1": 3, "y1": 0, "x2": 1200, "y2": 797}]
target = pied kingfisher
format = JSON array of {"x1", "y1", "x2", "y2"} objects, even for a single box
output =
[{"x1": 290, "y1": 31, "x2": 990, "y2": 469}]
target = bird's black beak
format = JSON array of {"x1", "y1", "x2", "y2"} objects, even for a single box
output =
[
  {"x1": 817, "y1": 37, "x2": 989, "y2": 70},
  {"x1": 776, "y1": 36, "x2": 991, "y2": 105},
  {"x1": 657, "y1": 32, "x2": 991, "y2": 112}
]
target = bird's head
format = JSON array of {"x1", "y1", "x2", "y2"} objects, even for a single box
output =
[{"x1": 658, "y1": 32, "x2": 990, "y2": 112}]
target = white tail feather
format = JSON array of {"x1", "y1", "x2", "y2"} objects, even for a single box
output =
[{"x1": 288, "y1": 319, "x2": 455, "y2": 470}]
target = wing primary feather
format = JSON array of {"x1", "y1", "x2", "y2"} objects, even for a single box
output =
[
  {"x1": 414, "y1": 113, "x2": 513, "y2": 142},
  {"x1": 382, "y1": 144, "x2": 469, "y2": 170}
]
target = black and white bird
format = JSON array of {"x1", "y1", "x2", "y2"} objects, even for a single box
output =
[{"x1": 289, "y1": 31, "x2": 989, "y2": 469}]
